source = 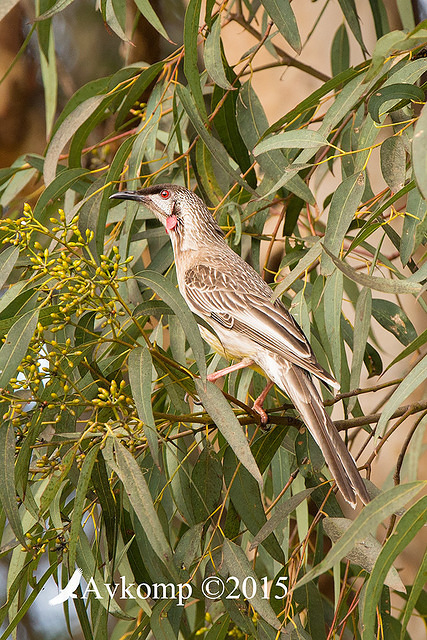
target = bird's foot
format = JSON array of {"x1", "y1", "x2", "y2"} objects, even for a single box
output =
[
  {"x1": 252, "y1": 400, "x2": 270, "y2": 428},
  {"x1": 252, "y1": 380, "x2": 274, "y2": 428},
  {"x1": 206, "y1": 357, "x2": 255, "y2": 383},
  {"x1": 184, "y1": 391, "x2": 202, "y2": 405}
]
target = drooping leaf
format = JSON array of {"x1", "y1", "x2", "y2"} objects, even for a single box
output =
[
  {"x1": 0, "y1": 309, "x2": 40, "y2": 389},
  {"x1": 337, "y1": 0, "x2": 367, "y2": 53},
  {"x1": 413, "y1": 102, "x2": 427, "y2": 200},
  {"x1": 0, "y1": 246, "x2": 19, "y2": 291},
  {"x1": 368, "y1": 83, "x2": 425, "y2": 123},
  {"x1": 322, "y1": 172, "x2": 365, "y2": 275},
  {"x1": 223, "y1": 539, "x2": 281, "y2": 629},
  {"x1": 68, "y1": 443, "x2": 101, "y2": 569},
  {"x1": 260, "y1": 0, "x2": 301, "y2": 54},
  {"x1": 204, "y1": 17, "x2": 234, "y2": 91},
  {"x1": 190, "y1": 447, "x2": 223, "y2": 523},
  {"x1": 195, "y1": 379, "x2": 263, "y2": 486},
  {"x1": 296, "y1": 482, "x2": 425, "y2": 589},
  {"x1": 323, "y1": 517, "x2": 405, "y2": 591},
  {"x1": 322, "y1": 245, "x2": 423, "y2": 295},
  {"x1": 254, "y1": 130, "x2": 328, "y2": 155},
  {"x1": 183, "y1": 0, "x2": 206, "y2": 118},
  {"x1": 380, "y1": 136, "x2": 406, "y2": 192},
  {"x1": 362, "y1": 496, "x2": 427, "y2": 639},
  {"x1": 128, "y1": 345, "x2": 159, "y2": 465},
  {"x1": 177, "y1": 84, "x2": 257, "y2": 196},
  {"x1": 0, "y1": 419, "x2": 26, "y2": 547},
  {"x1": 109, "y1": 438, "x2": 173, "y2": 568},
  {"x1": 371, "y1": 298, "x2": 417, "y2": 346},
  {"x1": 136, "y1": 269, "x2": 206, "y2": 380},
  {"x1": 133, "y1": 0, "x2": 171, "y2": 42},
  {"x1": 377, "y1": 354, "x2": 427, "y2": 435},
  {"x1": 349, "y1": 287, "x2": 371, "y2": 409},
  {"x1": 331, "y1": 23, "x2": 350, "y2": 76}
]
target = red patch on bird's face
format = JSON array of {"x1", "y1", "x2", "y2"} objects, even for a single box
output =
[{"x1": 165, "y1": 215, "x2": 177, "y2": 233}]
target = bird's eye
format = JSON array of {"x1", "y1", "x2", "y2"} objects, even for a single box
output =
[{"x1": 160, "y1": 189, "x2": 170, "y2": 199}]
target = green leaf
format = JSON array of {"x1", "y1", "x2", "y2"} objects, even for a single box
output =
[
  {"x1": 349, "y1": 287, "x2": 371, "y2": 409},
  {"x1": 195, "y1": 379, "x2": 262, "y2": 487},
  {"x1": 368, "y1": 0, "x2": 390, "y2": 38},
  {"x1": 183, "y1": 0, "x2": 207, "y2": 118},
  {"x1": 413, "y1": 102, "x2": 427, "y2": 200},
  {"x1": 223, "y1": 539, "x2": 280, "y2": 629},
  {"x1": 33, "y1": 167, "x2": 91, "y2": 221},
  {"x1": 133, "y1": 0, "x2": 171, "y2": 42},
  {"x1": 90, "y1": 451, "x2": 118, "y2": 560},
  {"x1": 115, "y1": 62, "x2": 164, "y2": 129},
  {"x1": 0, "y1": 561, "x2": 59, "y2": 640},
  {"x1": 368, "y1": 83, "x2": 425, "y2": 123},
  {"x1": 260, "y1": 0, "x2": 301, "y2": 54},
  {"x1": 272, "y1": 240, "x2": 322, "y2": 300},
  {"x1": 68, "y1": 443, "x2": 101, "y2": 569},
  {"x1": 177, "y1": 84, "x2": 256, "y2": 196},
  {"x1": 0, "y1": 309, "x2": 39, "y2": 389},
  {"x1": 400, "y1": 544, "x2": 427, "y2": 638},
  {"x1": 322, "y1": 172, "x2": 365, "y2": 275},
  {"x1": 0, "y1": 421, "x2": 25, "y2": 547},
  {"x1": 380, "y1": 136, "x2": 407, "y2": 192},
  {"x1": 362, "y1": 496, "x2": 427, "y2": 640},
  {"x1": 331, "y1": 24, "x2": 350, "y2": 76},
  {"x1": 385, "y1": 326, "x2": 427, "y2": 371},
  {"x1": 190, "y1": 447, "x2": 223, "y2": 523},
  {"x1": 204, "y1": 17, "x2": 234, "y2": 91},
  {"x1": 323, "y1": 269, "x2": 343, "y2": 379},
  {"x1": 44, "y1": 95, "x2": 105, "y2": 186},
  {"x1": 0, "y1": 246, "x2": 19, "y2": 290},
  {"x1": 236, "y1": 82, "x2": 315, "y2": 203},
  {"x1": 39, "y1": 446, "x2": 76, "y2": 514},
  {"x1": 323, "y1": 517, "x2": 405, "y2": 591},
  {"x1": 377, "y1": 354, "x2": 427, "y2": 435},
  {"x1": 136, "y1": 270, "x2": 206, "y2": 380},
  {"x1": 254, "y1": 130, "x2": 328, "y2": 154},
  {"x1": 128, "y1": 345, "x2": 159, "y2": 465},
  {"x1": 223, "y1": 442, "x2": 285, "y2": 563},
  {"x1": 249, "y1": 488, "x2": 315, "y2": 550},
  {"x1": 110, "y1": 437, "x2": 172, "y2": 567},
  {"x1": 38, "y1": 16, "x2": 57, "y2": 137},
  {"x1": 35, "y1": 0, "x2": 75, "y2": 19},
  {"x1": 322, "y1": 245, "x2": 423, "y2": 295},
  {"x1": 365, "y1": 30, "x2": 406, "y2": 81},
  {"x1": 296, "y1": 482, "x2": 425, "y2": 589},
  {"x1": 371, "y1": 298, "x2": 417, "y2": 346},
  {"x1": 401, "y1": 187, "x2": 427, "y2": 266},
  {"x1": 103, "y1": 0, "x2": 129, "y2": 42},
  {"x1": 337, "y1": 0, "x2": 367, "y2": 53},
  {"x1": 211, "y1": 74, "x2": 257, "y2": 189}
]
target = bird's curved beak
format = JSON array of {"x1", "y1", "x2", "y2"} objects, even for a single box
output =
[{"x1": 109, "y1": 190, "x2": 146, "y2": 203}]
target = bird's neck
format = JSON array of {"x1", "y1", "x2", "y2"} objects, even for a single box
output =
[{"x1": 171, "y1": 217, "x2": 225, "y2": 254}]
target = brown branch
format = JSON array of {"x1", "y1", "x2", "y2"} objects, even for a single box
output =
[
  {"x1": 324, "y1": 378, "x2": 403, "y2": 406},
  {"x1": 334, "y1": 400, "x2": 427, "y2": 431}
]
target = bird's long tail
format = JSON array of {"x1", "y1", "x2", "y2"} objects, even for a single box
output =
[{"x1": 276, "y1": 361, "x2": 370, "y2": 507}]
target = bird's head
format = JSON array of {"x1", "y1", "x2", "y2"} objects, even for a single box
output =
[{"x1": 110, "y1": 184, "x2": 224, "y2": 249}]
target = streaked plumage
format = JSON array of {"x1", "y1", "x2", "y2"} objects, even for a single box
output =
[{"x1": 110, "y1": 184, "x2": 370, "y2": 506}]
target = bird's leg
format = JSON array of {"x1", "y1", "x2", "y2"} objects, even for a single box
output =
[
  {"x1": 252, "y1": 380, "x2": 274, "y2": 425},
  {"x1": 206, "y1": 357, "x2": 254, "y2": 382}
]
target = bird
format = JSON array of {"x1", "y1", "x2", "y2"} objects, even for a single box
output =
[{"x1": 110, "y1": 184, "x2": 370, "y2": 507}]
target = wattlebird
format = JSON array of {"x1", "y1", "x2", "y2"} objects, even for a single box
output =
[{"x1": 110, "y1": 184, "x2": 369, "y2": 506}]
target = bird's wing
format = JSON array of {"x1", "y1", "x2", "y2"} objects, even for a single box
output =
[{"x1": 184, "y1": 263, "x2": 336, "y2": 385}]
